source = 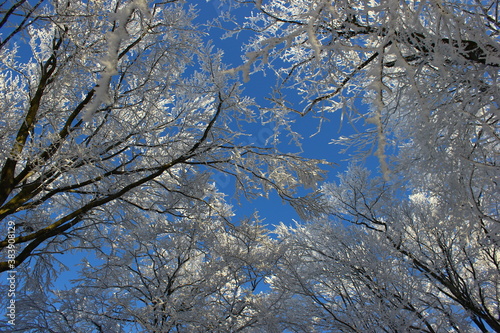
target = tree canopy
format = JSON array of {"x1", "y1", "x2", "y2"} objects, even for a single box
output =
[{"x1": 1, "y1": 0, "x2": 499, "y2": 332}]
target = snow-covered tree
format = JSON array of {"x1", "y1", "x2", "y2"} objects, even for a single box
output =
[
  {"x1": 2, "y1": 0, "x2": 499, "y2": 331},
  {"x1": 0, "y1": 0, "x2": 325, "y2": 272},
  {"x1": 271, "y1": 164, "x2": 499, "y2": 332},
  {"x1": 234, "y1": 0, "x2": 499, "y2": 331},
  {"x1": 0, "y1": 1, "x2": 328, "y2": 329},
  {"x1": 9, "y1": 204, "x2": 281, "y2": 332},
  {"x1": 235, "y1": 0, "x2": 499, "y2": 175}
]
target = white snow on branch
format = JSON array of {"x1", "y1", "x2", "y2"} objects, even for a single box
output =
[
  {"x1": 366, "y1": 111, "x2": 390, "y2": 181},
  {"x1": 83, "y1": 0, "x2": 149, "y2": 122}
]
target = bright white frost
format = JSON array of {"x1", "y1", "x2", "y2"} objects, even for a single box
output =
[{"x1": 84, "y1": 0, "x2": 151, "y2": 121}]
